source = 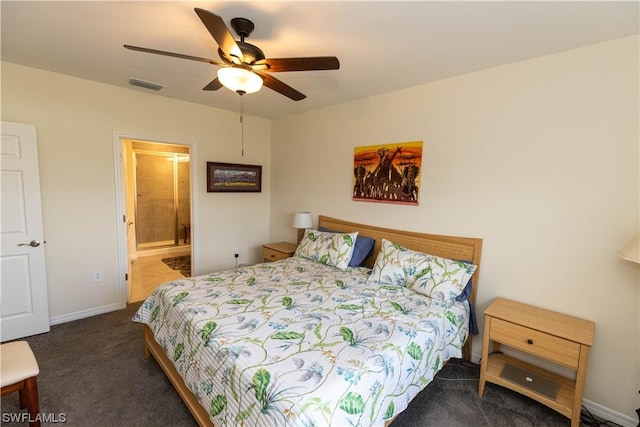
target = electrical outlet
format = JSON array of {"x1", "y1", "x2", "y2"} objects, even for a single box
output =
[
  {"x1": 92, "y1": 269, "x2": 104, "y2": 283},
  {"x1": 233, "y1": 248, "x2": 239, "y2": 259}
]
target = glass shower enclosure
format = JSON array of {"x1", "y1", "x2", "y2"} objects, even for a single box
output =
[{"x1": 134, "y1": 149, "x2": 190, "y2": 251}]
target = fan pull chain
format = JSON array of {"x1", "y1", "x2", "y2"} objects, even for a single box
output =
[{"x1": 240, "y1": 95, "x2": 245, "y2": 157}]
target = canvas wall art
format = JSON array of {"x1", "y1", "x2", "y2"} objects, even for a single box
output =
[
  {"x1": 207, "y1": 162, "x2": 262, "y2": 193},
  {"x1": 353, "y1": 141, "x2": 423, "y2": 205}
]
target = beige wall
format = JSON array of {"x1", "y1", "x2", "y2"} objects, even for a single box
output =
[
  {"x1": 270, "y1": 36, "x2": 640, "y2": 422},
  {"x1": 1, "y1": 62, "x2": 272, "y2": 320}
]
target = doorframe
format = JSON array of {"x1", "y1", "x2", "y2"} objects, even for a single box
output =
[{"x1": 113, "y1": 131, "x2": 198, "y2": 306}]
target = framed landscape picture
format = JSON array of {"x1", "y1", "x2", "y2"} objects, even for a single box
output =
[{"x1": 207, "y1": 162, "x2": 262, "y2": 193}]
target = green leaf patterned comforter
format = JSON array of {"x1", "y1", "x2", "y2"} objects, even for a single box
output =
[{"x1": 134, "y1": 257, "x2": 469, "y2": 427}]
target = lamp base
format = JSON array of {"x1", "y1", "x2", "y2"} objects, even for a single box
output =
[{"x1": 297, "y1": 229, "x2": 305, "y2": 244}]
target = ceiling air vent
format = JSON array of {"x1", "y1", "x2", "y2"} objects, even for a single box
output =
[{"x1": 128, "y1": 78, "x2": 164, "y2": 91}]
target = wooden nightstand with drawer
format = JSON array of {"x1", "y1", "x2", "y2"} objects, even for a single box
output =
[
  {"x1": 478, "y1": 298, "x2": 594, "y2": 427},
  {"x1": 262, "y1": 242, "x2": 297, "y2": 262}
]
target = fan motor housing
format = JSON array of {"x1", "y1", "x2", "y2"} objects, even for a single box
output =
[{"x1": 218, "y1": 42, "x2": 265, "y2": 65}]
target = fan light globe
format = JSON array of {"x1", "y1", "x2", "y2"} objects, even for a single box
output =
[{"x1": 218, "y1": 67, "x2": 263, "y2": 94}]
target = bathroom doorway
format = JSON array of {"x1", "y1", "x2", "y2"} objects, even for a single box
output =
[{"x1": 122, "y1": 139, "x2": 192, "y2": 302}]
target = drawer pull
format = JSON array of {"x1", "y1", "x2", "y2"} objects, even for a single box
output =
[{"x1": 527, "y1": 339, "x2": 534, "y2": 345}]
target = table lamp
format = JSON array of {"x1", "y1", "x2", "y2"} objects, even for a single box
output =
[{"x1": 293, "y1": 212, "x2": 313, "y2": 243}]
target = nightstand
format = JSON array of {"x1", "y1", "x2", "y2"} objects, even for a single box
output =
[
  {"x1": 262, "y1": 242, "x2": 297, "y2": 262},
  {"x1": 478, "y1": 298, "x2": 594, "y2": 427}
]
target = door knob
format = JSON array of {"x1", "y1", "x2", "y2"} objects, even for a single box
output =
[{"x1": 18, "y1": 240, "x2": 41, "y2": 247}]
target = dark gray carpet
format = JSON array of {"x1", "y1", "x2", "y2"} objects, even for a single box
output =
[
  {"x1": 1, "y1": 303, "x2": 584, "y2": 426},
  {"x1": 1, "y1": 302, "x2": 196, "y2": 427},
  {"x1": 390, "y1": 358, "x2": 570, "y2": 427}
]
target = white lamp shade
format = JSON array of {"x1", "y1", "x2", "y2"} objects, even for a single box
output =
[
  {"x1": 617, "y1": 234, "x2": 640, "y2": 264},
  {"x1": 293, "y1": 212, "x2": 313, "y2": 229},
  {"x1": 217, "y1": 67, "x2": 263, "y2": 94}
]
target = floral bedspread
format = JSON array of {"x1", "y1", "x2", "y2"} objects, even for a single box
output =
[{"x1": 134, "y1": 257, "x2": 469, "y2": 427}]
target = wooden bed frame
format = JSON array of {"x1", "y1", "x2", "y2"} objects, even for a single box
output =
[{"x1": 143, "y1": 215, "x2": 483, "y2": 427}]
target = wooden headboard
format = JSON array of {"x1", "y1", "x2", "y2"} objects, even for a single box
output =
[{"x1": 318, "y1": 215, "x2": 483, "y2": 360}]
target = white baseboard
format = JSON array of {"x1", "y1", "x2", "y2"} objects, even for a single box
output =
[
  {"x1": 583, "y1": 398, "x2": 637, "y2": 427},
  {"x1": 137, "y1": 245, "x2": 191, "y2": 257},
  {"x1": 470, "y1": 351, "x2": 638, "y2": 427},
  {"x1": 49, "y1": 302, "x2": 124, "y2": 326}
]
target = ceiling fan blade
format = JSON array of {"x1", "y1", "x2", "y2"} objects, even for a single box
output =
[
  {"x1": 203, "y1": 78, "x2": 223, "y2": 91},
  {"x1": 256, "y1": 57, "x2": 340, "y2": 72},
  {"x1": 194, "y1": 8, "x2": 244, "y2": 64},
  {"x1": 255, "y1": 72, "x2": 306, "y2": 101},
  {"x1": 124, "y1": 44, "x2": 226, "y2": 66}
]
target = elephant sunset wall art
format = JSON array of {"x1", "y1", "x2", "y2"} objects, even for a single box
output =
[{"x1": 353, "y1": 141, "x2": 422, "y2": 205}]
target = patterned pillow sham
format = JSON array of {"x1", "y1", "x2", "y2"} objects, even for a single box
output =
[
  {"x1": 411, "y1": 255, "x2": 477, "y2": 304},
  {"x1": 368, "y1": 239, "x2": 430, "y2": 286},
  {"x1": 369, "y1": 239, "x2": 477, "y2": 303},
  {"x1": 294, "y1": 229, "x2": 358, "y2": 270},
  {"x1": 318, "y1": 227, "x2": 375, "y2": 267}
]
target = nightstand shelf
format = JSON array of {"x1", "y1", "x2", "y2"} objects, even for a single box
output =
[
  {"x1": 262, "y1": 242, "x2": 297, "y2": 262},
  {"x1": 478, "y1": 298, "x2": 595, "y2": 427},
  {"x1": 484, "y1": 353, "x2": 576, "y2": 418}
]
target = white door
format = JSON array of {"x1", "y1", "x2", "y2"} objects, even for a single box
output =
[{"x1": 1, "y1": 121, "x2": 50, "y2": 341}]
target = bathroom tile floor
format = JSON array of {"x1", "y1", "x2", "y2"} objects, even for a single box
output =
[{"x1": 129, "y1": 253, "x2": 187, "y2": 303}]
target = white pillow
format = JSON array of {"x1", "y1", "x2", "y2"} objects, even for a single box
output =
[
  {"x1": 368, "y1": 239, "x2": 431, "y2": 286},
  {"x1": 411, "y1": 255, "x2": 477, "y2": 304},
  {"x1": 369, "y1": 239, "x2": 477, "y2": 303},
  {"x1": 294, "y1": 229, "x2": 358, "y2": 270}
]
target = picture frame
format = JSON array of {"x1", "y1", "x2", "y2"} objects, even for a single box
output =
[
  {"x1": 206, "y1": 162, "x2": 262, "y2": 193},
  {"x1": 353, "y1": 141, "x2": 423, "y2": 205}
]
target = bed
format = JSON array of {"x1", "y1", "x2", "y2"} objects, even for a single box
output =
[{"x1": 134, "y1": 215, "x2": 482, "y2": 426}]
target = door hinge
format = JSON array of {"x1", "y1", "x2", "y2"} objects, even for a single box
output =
[
  {"x1": 125, "y1": 273, "x2": 128, "y2": 281},
  {"x1": 123, "y1": 214, "x2": 126, "y2": 223}
]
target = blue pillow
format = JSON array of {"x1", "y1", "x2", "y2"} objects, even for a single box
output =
[
  {"x1": 455, "y1": 278, "x2": 473, "y2": 302},
  {"x1": 318, "y1": 227, "x2": 375, "y2": 267},
  {"x1": 455, "y1": 259, "x2": 478, "y2": 335}
]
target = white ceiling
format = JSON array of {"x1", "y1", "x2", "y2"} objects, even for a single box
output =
[{"x1": 2, "y1": 1, "x2": 638, "y2": 120}]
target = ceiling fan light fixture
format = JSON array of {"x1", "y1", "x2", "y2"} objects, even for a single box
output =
[
  {"x1": 217, "y1": 67, "x2": 263, "y2": 94},
  {"x1": 126, "y1": 9, "x2": 339, "y2": 101}
]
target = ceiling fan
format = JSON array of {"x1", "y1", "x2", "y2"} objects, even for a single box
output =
[{"x1": 124, "y1": 8, "x2": 340, "y2": 101}]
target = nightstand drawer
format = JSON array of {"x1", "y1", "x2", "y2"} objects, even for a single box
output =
[
  {"x1": 263, "y1": 247, "x2": 290, "y2": 262},
  {"x1": 490, "y1": 318, "x2": 581, "y2": 368},
  {"x1": 262, "y1": 242, "x2": 297, "y2": 262}
]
